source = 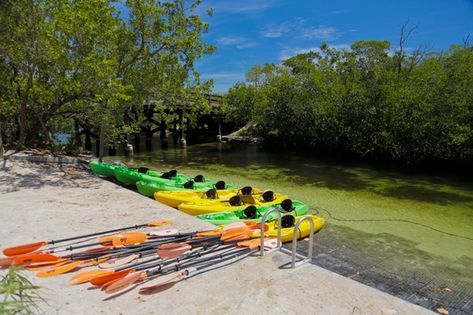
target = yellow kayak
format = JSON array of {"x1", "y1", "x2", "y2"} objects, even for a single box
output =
[
  {"x1": 177, "y1": 190, "x2": 288, "y2": 216},
  {"x1": 155, "y1": 186, "x2": 263, "y2": 208},
  {"x1": 253, "y1": 214, "x2": 325, "y2": 243}
]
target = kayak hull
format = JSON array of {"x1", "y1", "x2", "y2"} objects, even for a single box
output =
[
  {"x1": 177, "y1": 193, "x2": 288, "y2": 216},
  {"x1": 137, "y1": 180, "x2": 234, "y2": 197},
  {"x1": 155, "y1": 189, "x2": 263, "y2": 208},
  {"x1": 197, "y1": 200, "x2": 309, "y2": 226},
  {"x1": 253, "y1": 214, "x2": 325, "y2": 243}
]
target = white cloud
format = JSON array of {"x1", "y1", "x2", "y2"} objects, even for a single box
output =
[
  {"x1": 260, "y1": 22, "x2": 292, "y2": 38},
  {"x1": 216, "y1": 36, "x2": 258, "y2": 49},
  {"x1": 279, "y1": 44, "x2": 350, "y2": 60},
  {"x1": 199, "y1": 0, "x2": 276, "y2": 14},
  {"x1": 301, "y1": 26, "x2": 339, "y2": 40}
]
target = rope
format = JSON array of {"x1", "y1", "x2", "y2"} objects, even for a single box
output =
[{"x1": 311, "y1": 204, "x2": 473, "y2": 242}]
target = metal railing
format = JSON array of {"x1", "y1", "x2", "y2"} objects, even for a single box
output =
[{"x1": 259, "y1": 208, "x2": 282, "y2": 256}]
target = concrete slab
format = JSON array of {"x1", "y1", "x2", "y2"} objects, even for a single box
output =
[{"x1": 0, "y1": 160, "x2": 434, "y2": 314}]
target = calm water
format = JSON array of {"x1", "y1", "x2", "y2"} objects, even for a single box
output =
[{"x1": 109, "y1": 142, "x2": 473, "y2": 261}]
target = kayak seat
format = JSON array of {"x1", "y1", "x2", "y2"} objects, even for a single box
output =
[
  {"x1": 215, "y1": 181, "x2": 226, "y2": 190},
  {"x1": 194, "y1": 174, "x2": 205, "y2": 182},
  {"x1": 240, "y1": 186, "x2": 253, "y2": 195},
  {"x1": 205, "y1": 188, "x2": 218, "y2": 199},
  {"x1": 183, "y1": 181, "x2": 194, "y2": 189},
  {"x1": 280, "y1": 199, "x2": 294, "y2": 212},
  {"x1": 138, "y1": 167, "x2": 149, "y2": 174},
  {"x1": 262, "y1": 190, "x2": 274, "y2": 202},
  {"x1": 161, "y1": 172, "x2": 171, "y2": 179},
  {"x1": 243, "y1": 206, "x2": 259, "y2": 219},
  {"x1": 281, "y1": 215, "x2": 295, "y2": 228},
  {"x1": 169, "y1": 169, "x2": 178, "y2": 178},
  {"x1": 229, "y1": 195, "x2": 242, "y2": 206}
]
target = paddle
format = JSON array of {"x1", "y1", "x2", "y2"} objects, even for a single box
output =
[
  {"x1": 84, "y1": 228, "x2": 253, "y2": 286},
  {"x1": 106, "y1": 246, "x2": 256, "y2": 294},
  {"x1": 2, "y1": 220, "x2": 173, "y2": 256},
  {"x1": 138, "y1": 247, "x2": 257, "y2": 294}
]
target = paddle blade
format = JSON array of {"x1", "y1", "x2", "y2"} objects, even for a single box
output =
[
  {"x1": 237, "y1": 238, "x2": 266, "y2": 249},
  {"x1": 148, "y1": 229, "x2": 179, "y2": 237},
  {"x1": 13, "y1": 253, "x2": 60, "y2": 265},
  {"x1": 0, "y1": 257, "x2": 15, "y2": 268},
  {"x1": 99, "y1": 254, "x2": 139, "y2": 269},
  {"x1": 223, "y1": 222, "x2": 248, "y2": 231},
  {"x1": 220, "y1": 228, "x2": 253, "y2": 242},
  {"x1": 70, "y1": 269, "x2": 114, "y2": 285},
  {"x1": 26, "y1": 259, "x2": 70, "y2": 271},
  {"x1": 90, "y1": 269, "x2": 134, "y2": 286},
  {"x1": 111, "y1": 232, "x2": 148, "y2": 246},
  {"x1": 138, "y1": 270, "x2": 188, "y2": 293},
  {"x1": 3, "y1": 241, "x2": 48, "y2": 256},
  {"x1": 148, "y1": 220, "x2": 173, "y2": 227},
  {"x1": 36, "y1": 260, "x2": 83, "y2": 278},
  {"x1": 104, "y1": 271, "x2": 146, "y2": 294},
  {"x1": 157, "y1": 243, "x2": 192, "y2": 260},
  {"x1": 196, "y1": 228, "x2": 223, "y2": 237}
]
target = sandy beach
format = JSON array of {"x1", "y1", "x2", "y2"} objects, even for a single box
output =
[{"x1": 0, "y1": 158, "x2": 433, "y2": 314}]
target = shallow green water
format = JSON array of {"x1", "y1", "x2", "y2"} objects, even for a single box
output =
[{"x1": 108, "y1": 142, "x2": 473, "y2": 261}]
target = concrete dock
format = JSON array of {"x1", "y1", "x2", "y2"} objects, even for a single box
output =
[{"x1": 0, "y1": 160, "x2": 434, "y2": 314}]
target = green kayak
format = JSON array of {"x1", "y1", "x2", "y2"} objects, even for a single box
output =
[
  {"x1": 113, "y1": 166, "x2": 189, "y2": 186},
  {"x1": 136, "y1": 177, "x2": 235, "y2": 197},
  {"x1": 196, "y1": 199, "x2": 309, "y2": 226},
  {"x1": 89, "y1": 160, "x2": 129, "y2": 178}
]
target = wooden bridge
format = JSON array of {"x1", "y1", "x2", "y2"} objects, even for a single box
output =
[{"x1": 82, "y1": 93, "x2": 224, "y2": 156}]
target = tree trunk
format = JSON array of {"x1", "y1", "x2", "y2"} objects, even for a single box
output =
[
  {"x1": 98, "y1": 117, "x2": 106, "y2": 161},
  {"x1": 0, "y1": 119, "x2": 4, "y2": 160}
]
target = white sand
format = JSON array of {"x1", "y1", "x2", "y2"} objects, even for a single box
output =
[{"x1": 0, "y1": 160, "x2": 433, "y2": 314}]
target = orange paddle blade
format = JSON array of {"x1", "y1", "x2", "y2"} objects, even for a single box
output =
[
  {"x1": 26, "y1": 258, "x2": 70, "y2": 271},
  {"x1": 90, "y1": 269, "x2": 134, "y2": 286},
  {"x1": 78, "y1": 257, "x2": 109, "y2": 267},
  {"x1": 36, "y1": 260, "x2": 83, "y2": 278},
  {"x1": 104, "y1": 271, "x2": 146, "y2": 294},
  {"x1": 111, "y1": 232, "x2": 148, "y2": 246},
  {"x1": 158, "y1": 243, "x2": 192, "y2": 260},
  {"x1": 220, "y1": 228, "x2": 253, "y2": 242},
  {"x1": 237, "y1": 238, "x2": 267, "y2": 249},
  {"x1": 13, "y1": 253, "x2": 60, "y2": 265},
  {"x1": 148, "y1": 220, "x2": 173, "y2": 227},
  {"x1": 0, "y1": 257, "x2": 15, "y2": 268},
  {"x1": 196, "y1": 228, "x2": 223, "y2": 237},
  {"x1": 70, "y1": 269, "x2": 114, "y2": 285},
  {"x1": 3, "y1": 241, "x2": 48, "y2": 257}
]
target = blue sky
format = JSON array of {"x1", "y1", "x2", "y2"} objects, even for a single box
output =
[{"x1": 194, "y1": 0, "x2": 473, "y2": 93}]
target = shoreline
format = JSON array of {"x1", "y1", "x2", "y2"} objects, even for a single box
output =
[{"x1": 0, "y1": 158, "x2": 434, "y2": 314}]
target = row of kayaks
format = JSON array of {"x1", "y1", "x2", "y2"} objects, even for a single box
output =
[{"x1": 89, "y1": 160, "x2": 325, "y2": 242}]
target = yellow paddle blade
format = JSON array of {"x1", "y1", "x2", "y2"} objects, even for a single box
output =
[
  {"x1": 111, "y1": 232, "x2": 148, "y2": 246},
  {"x1": 104, "y1": 271, "x2": 146, "y2": 294},
  {"x1": 36, "y1": 260, "x2": 83, "y2": 278},
  {"x1": 3, "y1": 241, "x2": 48, "y2": 257},
  {"x1": 70, "y1": 269, "x2": 114, "y2": 285},
  {"x1": 13, "y1": 253, "x2": 60, "y2": 265},
  {"x1": 90, "y1": 269, "x2": 134, "y2": 286},
  {"x1": 148, "y1": 220, "x2": 173, "y2": 227}
]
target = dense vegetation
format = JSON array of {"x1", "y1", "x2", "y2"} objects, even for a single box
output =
[
  {"x1": 224, "y1": 41, "x2": 473, "y2": 163},
  {"x1": 0, "y1": 0, "x2": 214, "y2": 154}
]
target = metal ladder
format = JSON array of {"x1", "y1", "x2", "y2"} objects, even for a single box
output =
[{"x1": 259, "y1": 209, "x2": 315, "y2": 268}]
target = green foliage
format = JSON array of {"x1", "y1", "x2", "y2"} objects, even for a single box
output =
[
  {"x1": 0, "y1": 0, "x2": 214, "y2": 151},
  {"x1": 225, "y1": 41, "x2": 473, "y2": 162},
  {"x1": 0, "y1": 267, "x2": 43, "y2": 315}
]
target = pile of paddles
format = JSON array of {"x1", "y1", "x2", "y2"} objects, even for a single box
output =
[
  {"x1": 88, "y1": 161, "x2": 326, "y2": 236},
  {"x1": 0, "y1": 220, "x2": 281, "y2": 295}
]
